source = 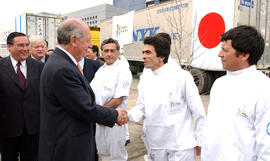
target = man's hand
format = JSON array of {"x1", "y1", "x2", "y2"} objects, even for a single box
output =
[{"x1": 116, "y1": 108, "x2": 129, "y2": 126}]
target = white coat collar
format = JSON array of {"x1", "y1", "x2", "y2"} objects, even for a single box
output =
[
  {"x1": 102, "y1": 58, "x2": 120, "y2": 70},
  {"x1": 152, "y1": 63, "x2": 169, "y2": 75},
  {"x1": 226, "y1": 65, "x2": 256, "y2": 77}
]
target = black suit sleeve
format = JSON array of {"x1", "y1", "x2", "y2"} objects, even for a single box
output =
[{"x1": 52, "y1": 67, "x2": 118, "y2": 127}]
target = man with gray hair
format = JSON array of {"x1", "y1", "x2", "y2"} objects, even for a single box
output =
[
  {"x1": 39, "y1": 18, "x2": 129, "y2": 161},
  {"x1": 29, "y1": 36, "x2": 49, "y2": 63},
  {"x1": 91, "y1": 38, "x2": 132, "y2": 161}
]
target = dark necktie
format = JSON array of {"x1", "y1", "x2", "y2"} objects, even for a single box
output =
[{"x1": 16, "y1": 62, "x2": 26, "y2": 90}]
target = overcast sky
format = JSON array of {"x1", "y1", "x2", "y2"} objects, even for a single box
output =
[{"x1": 0, "y1": 0, "x2": 113, "y2": 24}]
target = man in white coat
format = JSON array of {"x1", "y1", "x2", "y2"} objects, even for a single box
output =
[
  {"x1": 128, "y1": 35, "x2": 206, "y2": 161},
  {"x1": 201, "y1": 25, "x2": 270, "y2": 161},
  {"x1": 90, "y1": 38, "x2": 132, "y2": 161}
]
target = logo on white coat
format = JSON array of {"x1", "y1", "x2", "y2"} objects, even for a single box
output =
[
  {"x1": 104, "y1": 86, "x2": 112, "y2": 91},
  {"x1": 237, "y1": 109, "x2": 248, "y2": 119},
  {"x1": 267, "y1": 122, "x2": 270, "y2": 136},
  {"x1": 123, "y1": 81, "x2": 129, "y2": 88}
]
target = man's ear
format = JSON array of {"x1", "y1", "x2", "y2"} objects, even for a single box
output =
[
  {"x1": 241, "y1": 53, "x2": 250, "y2": 61},
  {"x1": 70, "y1": 35, "x2": 77, "y2": 46},
  {"x1": 159, "y1": 56, "x2": 165, "y2": 63},
  {"x1": 7, "y1": 44, "x2": 12, "y2": 51}
]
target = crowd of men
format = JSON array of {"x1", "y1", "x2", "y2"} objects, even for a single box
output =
[{"x1": 0, "y1": 18, "x2": 269, "y2": 161}]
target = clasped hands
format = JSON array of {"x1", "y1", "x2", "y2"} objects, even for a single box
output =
[{"x1": 116, "y1": 108, "x2": 129, "y2": 126}]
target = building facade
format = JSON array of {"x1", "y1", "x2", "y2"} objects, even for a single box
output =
[
  {"x1": 64, "y1": 4, "x2": 129, "y2": 27},
  {"x1": 113, "y1": 0, "x2": 172, "y2": 10},
  {"x1": 113, "y1": 0, "x2": 146, "y2": 10}
]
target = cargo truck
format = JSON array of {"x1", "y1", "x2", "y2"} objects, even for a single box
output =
[
  {"x1": 100, "y1": 0, "x2": 270, "y2": 94},
  {"x1": 90, "y1": 27, "x2": 101, "y2": 50},
  {"x1": 0, "y1": 13, "x2": 63, "y2": 57}
]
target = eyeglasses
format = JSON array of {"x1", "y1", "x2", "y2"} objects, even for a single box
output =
[{"x1": 11, "y1": 43, "x2": 30, "y2": 49}]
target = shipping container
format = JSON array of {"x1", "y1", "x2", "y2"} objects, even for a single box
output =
[
  {"x1": 0, "y1": 13, "x2": 63, "y2": 57},
  {"x1": 100, "y1": 0, "x2": 270, "y2": 94}
]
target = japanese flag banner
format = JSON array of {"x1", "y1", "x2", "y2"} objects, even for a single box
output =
[{"x1": 191, "y1": 0, "x2": 235, "y2": 71}]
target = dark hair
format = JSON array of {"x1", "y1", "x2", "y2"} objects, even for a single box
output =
[
  {"x1": 44, "y1": 39, "x2": 48, "y2": 47},
  {"x1": 221, "y1": 25, "x2": 265, "y2": 65},
  {"x1": 7, "y1": 32, "x2": 27, "y2": 45},
  {"x1": 48, "y1": 49, "x2": 54, "y2": 52},
  {"x1": 143, "y1": 35, "x2": 170, "y2": 64},
  {"x1": 101, "y1": 38, "x2": 120, "y2": 51},
  {"x1": 57, "y1": 21, "x2": 84, "y2": 45},
  {"x1": 156, "y1": 32, "x2": 171, "y2": 45},
  {"x1": 91, "y1": 45, "x2": 99, "y2": 56}
]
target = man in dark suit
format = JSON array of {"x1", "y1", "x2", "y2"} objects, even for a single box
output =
[
  {"x1": 86, "y1": 45, "x2": 104, "y2": 65},
  {"x1": 80, "y1": 57, "x2": 101, "y2": 83},
  {"x1": 29, "y1": 36, "x2": 49, "y2": 63},
  {"x1": 0, "y1": 32, "x2": 44, "y2": 161},
  {"x1": 39, "y1": 18, "x2": 128, "y2": 161}
]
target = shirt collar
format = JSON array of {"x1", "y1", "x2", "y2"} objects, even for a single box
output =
[
  {"x1": 10, "y1": 55, "x2": 26, "y2": 68},
  {"x1": 104, "y1": 58, "x2": 120, "y2": 68},
  {"x1": 31, "y1": 55, "x2": 45, "y2": 63},
  {"x1": 227, "y1": 65, "x2": 256, "y2": 76},
  {"x1": 152, "y1": 63, "x2": 169, "y2": 75},
  {"x1": 79, "y1": 57, "x2": 85, "y2": 70},
  {"x1": 58, "y1": 45, "x2": 78, "y2": 65}
]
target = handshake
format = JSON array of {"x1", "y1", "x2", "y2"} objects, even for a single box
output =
[{"x1": 116, "y1": 108, "x2": 129, "y2": 126}]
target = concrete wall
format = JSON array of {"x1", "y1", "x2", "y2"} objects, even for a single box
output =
[
  {"x1": 113, "y1": 0, "x2": 146, "y2": 10},
  {"x1": 65, "y1": 4, "x2": 129, "y2": 27}
]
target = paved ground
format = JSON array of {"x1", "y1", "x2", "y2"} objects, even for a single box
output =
[{"x1": 126, "y1": 77, "x2": 209, "y2": 161}]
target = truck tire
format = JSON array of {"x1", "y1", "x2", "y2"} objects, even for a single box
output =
[
  {"x1": 189, "y1": 68, "x2": 209, "y2": 94},
  {"x1": 205, "y1": 71, "x2": 215, "y2": 94}
]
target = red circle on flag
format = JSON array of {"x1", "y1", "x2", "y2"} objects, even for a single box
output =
[{"x1": 198, "y1": 12, "x2": 225, "y2": 49}]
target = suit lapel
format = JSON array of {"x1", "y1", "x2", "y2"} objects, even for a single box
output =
[
  {"x1": 83, "y1": 76, "x2": 95, "y2": 97},
  {"x1": 82, "y1": 58, "x2": 96, "y2": 99},
  {"x1": 56, "y1": 48, "x2": 96, "y2": 100},
  {"x1": 25, "y1": 57, "x2": 33, "y2": 90},
  {"x1": 3, "y1": 57, "x2": 22, "y2": 89},
  {"x1": 45, "y1": 54, "x2": 49, "y2": 62}
]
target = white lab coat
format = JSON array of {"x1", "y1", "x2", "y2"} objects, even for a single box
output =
[
  {"x1": 128, "y1": 60, "x2": 206, "y2": 151},
  {"x1": 202, "y1": 65, "x2": 270, "y2": 161},
  {"x1": 90, "y1": 57, "x2": 132, "y2": 161}
]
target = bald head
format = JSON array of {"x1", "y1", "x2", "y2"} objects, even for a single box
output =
[
  {"x1": 57, "y1": 18, "x2": 89, "y2": 45},
  {"x1": 57, "y1": 18, "x2": 92, "y2": 62}
]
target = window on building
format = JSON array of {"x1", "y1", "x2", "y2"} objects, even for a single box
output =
[
  {"x1": 160, "y1": 0, "x2": 170, "y2": 2},
  {"x1": 146, "y1": 1, "x2": 155, "y2": 7}
]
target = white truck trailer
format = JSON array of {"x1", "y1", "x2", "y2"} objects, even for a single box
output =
[
  {"x1": 100, "y1": 0, "x2": 270, "y2": 94},
  {"x1": 0, "y1": 13, "x2": 63, "y2": 57}
]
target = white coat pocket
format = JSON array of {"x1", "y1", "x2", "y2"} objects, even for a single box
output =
[
  {"x1": 167, "y1": 95, "x2": 184, "y2": 114},
  {"x1": 102, "y1": 83, "x2": 115, "y2": 103}
]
